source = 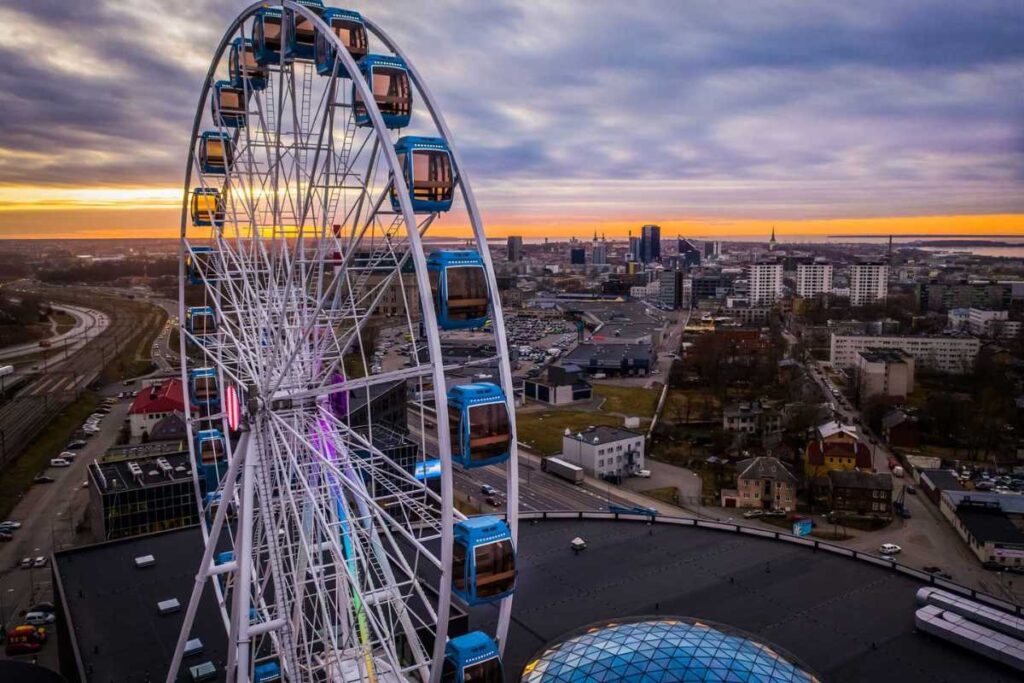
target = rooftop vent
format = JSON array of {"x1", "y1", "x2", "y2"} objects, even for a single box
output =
[
  {"x1": 184, "y1": 638, "x2": 203, "y2": 657},
  {"x1": 134, "y1": 554, "x2": 156, "y2": 569},
  {"x1": 158, "y1": 598, "x2": 181, "y2": 615},
  {"x1": 189, "y1": 661, "x2": 217, "y2": 682}
]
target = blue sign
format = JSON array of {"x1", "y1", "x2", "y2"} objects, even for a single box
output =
[
  {"x1": 414, "y1": 459, "x2": 442, "y2": 480},
  {"x1": 792, "y1": 518, "x2": 812, "y2": 537}
]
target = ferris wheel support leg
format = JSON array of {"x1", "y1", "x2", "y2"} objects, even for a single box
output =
[
  {"x1": 165, "y1": 429, "x2": 252, "y2": 683},
  {"x1": 232, "y1": 429, "x2": 259, "y2": 683}
]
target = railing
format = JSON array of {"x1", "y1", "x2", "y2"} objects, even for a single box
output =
[{"x1": 511, "y1": 509, "x2": 1024, "y2": 617}]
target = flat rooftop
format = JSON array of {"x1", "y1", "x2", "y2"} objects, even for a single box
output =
[
  {"x1": 472, "y1": 518, "x2": 1020, "y2": 682},
  {"x1": 90, "y1": 447, "x2": 193, "y2": 493}
]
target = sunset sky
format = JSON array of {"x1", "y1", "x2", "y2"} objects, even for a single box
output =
[{"x1": 0, "y1": 0, "x2": 1021, "y2": 239}]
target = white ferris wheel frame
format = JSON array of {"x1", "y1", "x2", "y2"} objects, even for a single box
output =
[{"x1": 165, "y1": 2, "x2": 520, "y2": 682}]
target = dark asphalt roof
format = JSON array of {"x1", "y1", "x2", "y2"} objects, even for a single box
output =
[
  {"x1": 54, "y1": 526, "x2": 230, "y2": 682},
  {"x1": 957, "y1": 507, "x2": 1024, "y2": 545},
  {"x1": 470, "y1": 518, "x2": 1019, "y2": 682}
]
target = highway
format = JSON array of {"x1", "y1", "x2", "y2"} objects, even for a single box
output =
[{"x1": 0, "y1": 283, "x2": 155, "y2": 465}]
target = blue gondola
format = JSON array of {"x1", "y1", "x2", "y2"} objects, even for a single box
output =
[
  {"x1": 195, "y1": 428, "x2": 227, "y2": 489},
  {"x1": 211, "y1": 80, "x2": 247, "y2": 128},
  {"x1": 314, "y1": 8, "x2": 367, "y2": 77},
  {"x1": 190, "y1": 368, "x2": 220, "y2": 409},
  {"x1": 186, "y1": 246, "x2": 214, "y2": 284},
  {"x1": 253, "y1": 7, "x2": 284, "y2": 65},
  {"x1": 442, "y1": 632, "x2": 504, "y2": 683},
  {"x1": 391, "y1": 137, "x2": 455, "y2": 213},
  {"x1": 191, "y1": 188, "x2": 224, "y2": 227},
  {"x1": 447, "y1": 383, "x2": 510, "y2": 468},
  {"x1": 199, "y1": 132, "x2": 233, "y2": 174},
  {"x1": 452, "y1": 516, "x2": 516, "y2": 605},
  {"x1": 254, "y1": 660, "x2": 282, "y2": 683},
  {"x1": 284, "y1": 0, "x2": 325, "y2": 61},
  {"x1": 186, "y1": 306, "x2": 217, "y2": 341},
  {"x1": 427, "y1": 251, "x2": 490, "y2": 330},
  {"x1": 353, "y1": 55, "x2": 412, "y2": 129},
  {"x1": 229, "y1": 38, "x2": 267, "y2": 91}
]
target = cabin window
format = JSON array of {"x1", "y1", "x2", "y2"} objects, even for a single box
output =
[
  {"x1": 448, "y1": 404, "x2": 463, "y2": 457},
  {"x1": 194, "y1": 376, "x2": 217, "y2": 400},
  {"x1": 452, "y1": 539, "x2": 467, "y2": 591},
  {"x1": 356, "y1": 67, "x2": 411, "y2": 119},
  {"x1": 473, "y1": 540, "x2": 515, "y2": 598},
  {"x1": 411, "y1": 151, "x2": 453, "y2": 203},
  {"x1": 464, "y1": 658, "x2": 503, "y2": 683},
  {"x1": 294, "y1": 15, "x2": 315, "y2": 46},
  {"x1": 466, "y1": 403, "x2": 510, "y2": 464},
  {"x1": 200, "y1": 439, "x2": 222, "y2": 463},
  {"x1": 333, "y1": 19, "x2": 367, "y2": 59},
  {"x1": 263, "y1": 17, "x2": 282, "y2": 50},
  {"x1": 446, "y1": 267, "x2": 488, "y2": 321},
  {"x1": 219, "y1": 89, "x2": 244, "y2": 114}
]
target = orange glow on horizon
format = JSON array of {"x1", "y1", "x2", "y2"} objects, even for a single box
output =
[{"x1": 0, "y1": 184, "x2": 1023, "y2": 239}]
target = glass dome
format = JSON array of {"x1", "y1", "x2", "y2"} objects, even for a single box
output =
[{"x1": 521, "y1": 617, "x2": 819, "y2": 683}]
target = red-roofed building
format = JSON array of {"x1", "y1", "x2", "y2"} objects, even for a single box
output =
[{"x1": 128, "y1": 378, "x2": 189, "y2": 439}]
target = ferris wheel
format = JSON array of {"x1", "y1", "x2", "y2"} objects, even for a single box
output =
[{"x1": 166, "y1": 2, "x2": 519, "y2": 681}]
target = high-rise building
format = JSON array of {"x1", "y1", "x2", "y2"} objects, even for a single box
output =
[
  {"x1": 849, "y1": 262, "x2": 889, "y2": 307},
  {"x1": 676, "y1": 237, "x2": 701, "y2": 268},
  {"x1": 628, "y1": 230, "x2": 641, "y2": 262},
  {"x1": 659, "y1": 269, "x2": 685, "y2": 310},
  {"x1": 748, "y1": 260, "x2": 784, "y2": 306},
  {"x1": 703, "y1": 241, "x2": 721, "y2": 260},
  {"x1": 592, "y1": 240, "x2": 608, "y2": 265},
  {"x1": 641, "y1": 224, "x2": 661, "y2": 263},
  {"x1": 570, "y1": 247, "x2": 586, "y2": 265},
  {"x1": 796, "y1": 260, "x2": 833, "y2": 299},
  {"x1": 507, "y1": 235, "x2": 523, "y2": 262}
]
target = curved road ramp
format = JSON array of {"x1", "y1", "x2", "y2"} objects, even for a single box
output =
[{"x1": 916, "y1": 587, "x2": 1024, "y2": 672}]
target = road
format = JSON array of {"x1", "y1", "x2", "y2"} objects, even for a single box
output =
[
  {"x1": 0, "y1": 303, "x2": 108, "y2": 363},
  {"x1": 0, "y1": 389, "x2": 131, "y2": 668}
]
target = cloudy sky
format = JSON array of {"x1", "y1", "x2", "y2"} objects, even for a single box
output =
[{"x1": 0, "y1": 0, "x2": 1021, "y2": 238}]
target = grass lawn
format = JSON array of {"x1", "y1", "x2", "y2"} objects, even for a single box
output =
[
  {"x1": 592, "y1": 383, "x2": 660, "y2": 417},
  {"x1": 53, "y1": 310, "x2": 77, "y2": 335},
  {"x1": 0, "y1": 392, "x2": 99, "y2": 519},
  {"x1": 516, "y1": 409, "x2": 641, "y2": 455},
  {"x1": 662, "y1": 389, "x2": 720, "y2": 423}
]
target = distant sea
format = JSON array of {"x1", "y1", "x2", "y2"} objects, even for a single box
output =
[{"x1": 424, "y1": 234, "x2": 1024, "y2": 259}]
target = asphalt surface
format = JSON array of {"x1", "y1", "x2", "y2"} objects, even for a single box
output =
[
  {"x1": 473, "y1": 518, "x2": 1021, "y2": 682},
  {"x1": 0, "y1": 391, "x2": 132, "y2": 668}
]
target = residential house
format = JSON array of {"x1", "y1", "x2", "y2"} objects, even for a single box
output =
[
  {"x1": 828, "y1": 470, "x2": 893, "y2": 521},
  {"x1": 722, "y1": 401, "x2": 782, "y2": 435},
  {"x1": 729, "y1": 456, "x2": 797, "y2": 512}
]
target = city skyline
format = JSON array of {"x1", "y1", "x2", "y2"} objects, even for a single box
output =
[{"x1": 1, "y1": 0, "x2": 1022, "y2": 239}]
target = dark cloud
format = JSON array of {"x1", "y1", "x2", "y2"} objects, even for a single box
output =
[{"x1": 0, "y1": 0, "x2": 1020, "y2": 220}]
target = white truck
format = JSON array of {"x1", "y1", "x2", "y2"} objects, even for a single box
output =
[{"x1": 542, "y1": 456, "x2": 584, "y2": 485}]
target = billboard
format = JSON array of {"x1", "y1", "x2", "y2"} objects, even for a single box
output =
[{"x1": 414, "y1": 459, "x2": 442, "y2": 481}]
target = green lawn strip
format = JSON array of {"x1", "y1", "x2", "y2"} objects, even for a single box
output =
[
  {"x1": 0, "y1": 392, "x2": 99, "y2": 520},
  {"x1": 516, "y1": 409, "x2": 634, "y2": 455},
  {"x1": 592, "y1": 383, "x2": 660, "y2": 417}
]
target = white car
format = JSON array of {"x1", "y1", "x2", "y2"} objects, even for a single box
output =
[
  {"x1": 59, "y1": 451, "x2": 76, "y2": 459},
  {"x1": 49, "y1": 458, "x2": 71, "y2": 467},
  {"x1": 743, "y1": 510, "x2": 765, "y2": 519},
  {"x1": 635, "y1": 469, "x2": 652, "y2": 478},
  {"x1": 879, "y1": 543, "x2": 902, "y2": 555},
  {"x1": 33, "y1": 556, "x2": 47, "y2": 568},
  {"x1": 24, "y1": 611, "x2": 55, "y2": 626}
]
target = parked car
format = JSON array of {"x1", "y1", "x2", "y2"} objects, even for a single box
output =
[
  {"x1": 32, "y1": 475, "x2": 55, "y2": 484},
  {"x1": 485, "y1": 496, "x2": 499, "y2": 506},
  {"x1": 879, "y1": 543, "x2": 902, "y2": 555},
  {"x1": 29, "y1": 602, "x2": 55, "y2": 613},
  {"x1": 58, "y1": 451, "x2": 76, "y2": 460},
  {"x1": 49, "y1": 458, "x2": 71, "y2": 468},
  {"x1": 0, "y1": 520, "x2": 20, "y2": 529},
  {"x1": 19, "y1": 557, "x2": 32, "y2": 569},
  {"x1": 742, "y1": 510, "x2": 764, "y2": 519},
  {"x1": 66, "y1": 440, "x2": 87, "y2": 449},
  {"x1": 480, "y1": 484, "x2": 495, "y2": 495},
  {"x1": 0, "y1": 532, "x2": 12, "y2": 543},
  {"x1": 32, "y1": 556, "x2": 47, "y2": 568},
  {"x1": 635, "y1": 469, "x2": 652, "y2": 478},
  {"x1": 906, "y1": 485, "x2": 917, "y2": 495},
  {"x1": 923, "y1": 565, "x2": 942, "y2": 574},
  {"x1": 24, "y1": 611, "x2": 55, "y2": 626}
]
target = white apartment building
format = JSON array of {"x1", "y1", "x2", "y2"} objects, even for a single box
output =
[
  {"x1": 831, "y1": 334, "x2": 980, "y2": 374},
  {"x1": 966, "y1": 308, "x2": 1022, "y2": 338},
  {"x1": 748, "y1": 261, "x2": 783, "y2": 306},
  {"x1": 855, "y1": 348, "x2": 915, "y2": 399},
  {"x1": 849, "y1": 262, "x2": 889, "y2": 307},
  {"x1": 561, "y1": 426, "x2": 645, "y2": 478},
  {"x1": 796, "y1": 261, "x2": 833, "y2": 299}
]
